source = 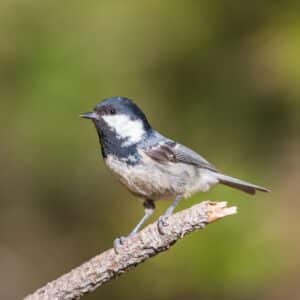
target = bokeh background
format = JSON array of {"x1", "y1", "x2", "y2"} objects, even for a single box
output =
[{"x1": 1, "y1": 1, "x2": 300, "y2": 299}]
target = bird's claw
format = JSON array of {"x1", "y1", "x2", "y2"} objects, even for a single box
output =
[
  {"x1": 157, "y1": 215, "x2": 169, "y2": 235},
  {"x1": 113, "y1": 236, "x2": 127, "y2": 254}
]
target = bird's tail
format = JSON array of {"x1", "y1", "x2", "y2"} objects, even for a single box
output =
[{"x1": 217, "y1": 173, "x2": 270, "y2": 195}]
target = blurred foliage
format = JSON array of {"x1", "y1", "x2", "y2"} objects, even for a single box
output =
[{"x1": 0, "y1": 1, "x2": 300, "y2": 299}]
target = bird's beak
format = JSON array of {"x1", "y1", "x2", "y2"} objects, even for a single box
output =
[{"x1": 80, "y1": 112, "x2": 99, "y2": 120}]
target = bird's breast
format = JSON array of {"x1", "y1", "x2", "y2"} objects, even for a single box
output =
[
  {"x1": 105, "y1": 154, "x2": 171, "y2": 199},
  {"x1": 104, "y1": 151, "x2": 217, "y2": 200}
]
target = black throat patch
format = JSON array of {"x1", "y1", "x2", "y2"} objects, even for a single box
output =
[{"x1": 95, "y1": 123, "x2": 141, "y2": 165}]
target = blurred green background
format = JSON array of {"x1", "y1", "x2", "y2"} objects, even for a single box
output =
[{"x1": 1, "y1": 1, "x2": 300, "y2": 299}]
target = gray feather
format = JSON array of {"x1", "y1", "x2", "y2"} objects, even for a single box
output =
[
  {"x1": 172, "y1": 143, "x2": 218, "y2": 171},
  {"x1": 142, "y1": 131, "x2": 270, "y2": 195},
  {"x1": 217, "y1": 173, "x2": 270, "y2": 195},
  {"x1": 142, "y1": 132, "x2": 217, "y2": 172}
]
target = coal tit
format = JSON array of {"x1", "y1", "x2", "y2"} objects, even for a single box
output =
[{"x1": 81, "y1": 97, "x2": 269, "y2": 247}]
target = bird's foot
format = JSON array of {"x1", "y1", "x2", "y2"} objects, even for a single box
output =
[
  {"x1": 113, "y1": 236, "x2": 127, "y2": 254},
  {"x1": 157, "y1": 215, "x2": 169, "y2": 235}
]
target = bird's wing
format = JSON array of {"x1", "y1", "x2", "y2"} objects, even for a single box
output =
[{"x1": 143, "y1": 138, "x2": 218, "y2": 172}]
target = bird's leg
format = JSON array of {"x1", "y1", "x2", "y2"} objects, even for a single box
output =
[
  {"x1": 114, "y1": 199, "x2": 155, "y2": 252},
  {"x1": 129, "y1": 199, "x2": 155, "y2": 236},
  {"x1": 157, "y1": 195, "x2": 182, "y2": 234}
]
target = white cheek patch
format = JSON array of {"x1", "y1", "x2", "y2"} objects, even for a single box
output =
[{"x1": 102, "y1": 114, "x2": 145, "y2": 146}]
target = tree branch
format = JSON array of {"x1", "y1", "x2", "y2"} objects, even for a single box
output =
[{"x1": 24, "y1": 201, "x2": 237, "y2": 300}]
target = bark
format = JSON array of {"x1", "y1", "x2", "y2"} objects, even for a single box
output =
[{"x1": 24, "y1": 201, "x2": 237, "y2": 300}]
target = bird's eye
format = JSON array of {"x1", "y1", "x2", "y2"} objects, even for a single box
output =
[{"x1": 110, "y1": 109, "x2": 116, "y2": 115}]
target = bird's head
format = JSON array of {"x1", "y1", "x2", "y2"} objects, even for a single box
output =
[{"x1": 80, "y1": 97, "x2": 151, "y2": 147}]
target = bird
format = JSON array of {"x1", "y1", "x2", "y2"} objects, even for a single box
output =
[{"x1": 80, "y1": 96, "x2": 269, "y2": 248}]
